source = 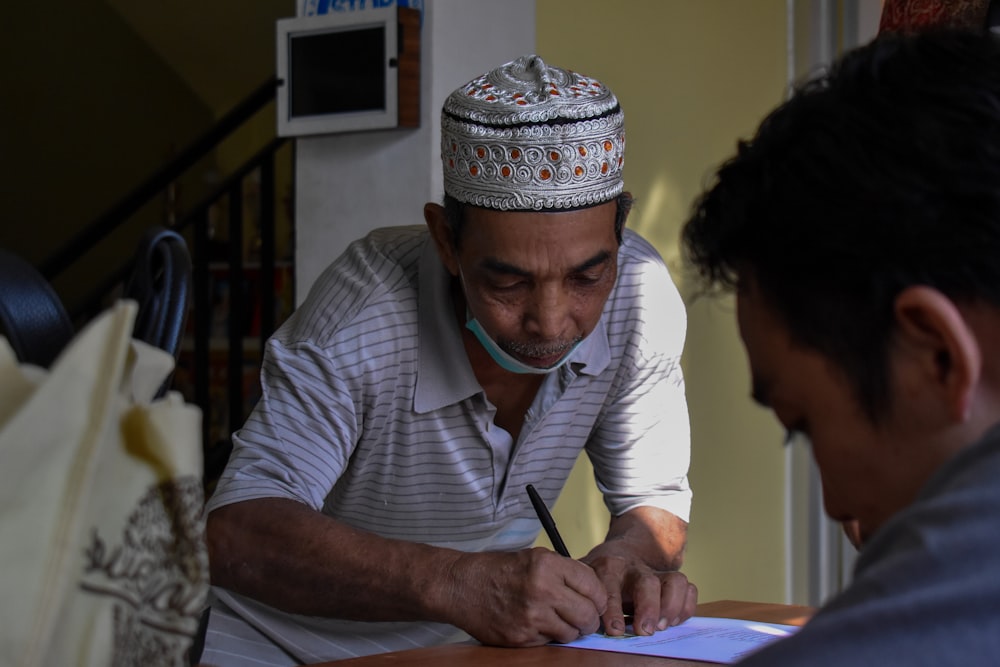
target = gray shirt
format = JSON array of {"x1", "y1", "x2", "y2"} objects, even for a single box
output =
[{"x1": 739, "y1": 422, "x2": 1000, "y2": 666}]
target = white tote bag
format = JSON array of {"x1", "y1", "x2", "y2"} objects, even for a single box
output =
[{"x1": 0, "y1": 301, "x2": 208, "y2": 666}]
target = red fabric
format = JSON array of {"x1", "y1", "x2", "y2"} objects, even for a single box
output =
[{"x1": 879, "y1": 0, "x2": 990, "y2": 34}]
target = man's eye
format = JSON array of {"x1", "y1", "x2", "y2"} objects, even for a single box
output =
[
  {"x1": 572, "y1": 272, "x2": 603, "y2": 286},
  {"x1": 489, "y1": 280, "x2": 527, "y2": 291}
]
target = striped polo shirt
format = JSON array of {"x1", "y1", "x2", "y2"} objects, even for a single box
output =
[{"x1": 203, "y1": 225, "x2": 691, "y2": 665}]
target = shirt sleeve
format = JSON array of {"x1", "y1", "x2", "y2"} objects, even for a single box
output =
[
  {"x1": 585, "y1": 237, "x2": 692, "y2": 522},
  {"x1": 206, "y1": 336, "x2": 359, "y2": 513}
]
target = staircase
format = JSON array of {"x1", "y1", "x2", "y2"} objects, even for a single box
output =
[{"x1": 2, "y1": 0, "x2": 298, "y2": 485}]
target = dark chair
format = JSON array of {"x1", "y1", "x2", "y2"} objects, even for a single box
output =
[
  {"x1": 0, "y1": 248, "x2": 76, "y2": 368},
  {"x1": 0, "y1": 226, "x2": 192, "y2": 385},
  {"x1": 125, "y1": 226, "x2": 192, "y2": 364}
]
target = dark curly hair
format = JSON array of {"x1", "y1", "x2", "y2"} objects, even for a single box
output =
[{"x1": 682, "y1": 30, "x2": 1000, "y2": 420}]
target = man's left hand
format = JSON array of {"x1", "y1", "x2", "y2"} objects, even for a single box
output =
[
  {"x1": 585, "y1": 554, "x2": 697, "y2": 636},
  {"x1": 580, "y1": 506, "x2": 697, "y2": 636}
]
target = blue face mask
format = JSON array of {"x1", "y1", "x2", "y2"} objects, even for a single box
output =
[
  {"x1": 464, "y1": 311, "x2": 581, "y2": 375},
  {"x1": 458, "y1": 267, "x2": 581, "y2": 375}
]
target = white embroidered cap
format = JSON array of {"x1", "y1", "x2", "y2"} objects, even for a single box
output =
[{"x1": 441, "y1": 55, "x2": 625, "y2": 211}]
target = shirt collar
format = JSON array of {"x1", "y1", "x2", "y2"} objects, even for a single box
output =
[
  {"x1": 415, "y1": 238, "x2": 481, "y2": 413},
  {"x1": 414, "y1": 235, "x2": 611, "y2": 414}
]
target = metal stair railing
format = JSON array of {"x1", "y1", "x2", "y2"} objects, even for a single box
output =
[{"x1": 37, "y1": 76, "x2": 291, "y2": 485}]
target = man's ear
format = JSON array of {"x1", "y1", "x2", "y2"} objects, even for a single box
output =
[
  {"x1": 423, "y1": 203, "x2": 460, "y2": 276},
  {"x1": 893, "y1": 286, "x2": 981, "y2": 422}
]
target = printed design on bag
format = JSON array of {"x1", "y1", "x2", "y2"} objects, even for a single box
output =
[{"x1": 80, "y1": 476, "x2": 208, "y2": 665}]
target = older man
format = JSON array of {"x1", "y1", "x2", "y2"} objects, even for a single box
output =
[
  {"x1": 202, "y1": 55, "x2": 695, "y2": 666},
  {"x1": 682, "y1": 30, "x2": 1000, "y2": 665}
]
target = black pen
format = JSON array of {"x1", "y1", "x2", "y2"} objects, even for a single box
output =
[{"x1": 526, "y1": 484, "x2": 571, "y2": 557}]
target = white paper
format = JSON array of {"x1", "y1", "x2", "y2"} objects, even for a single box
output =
[{"x1": 558, "y1": 616, "x2": 800, "y2": 664}]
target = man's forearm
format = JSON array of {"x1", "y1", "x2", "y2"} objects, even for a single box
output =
[
  {"x1": 207, "y1": 496, "x2": 612, "y2": 647},
  {"x1": 207, "y1": 497, "x2": 463, "y2": 623}
]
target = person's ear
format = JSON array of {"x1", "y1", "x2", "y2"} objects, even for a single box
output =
[
  {"x1": 893, "y1": 286, "x2": 981, "y2": 422},
  {"x1": 423, "y1": 203, "x2": 460, "y2": 276}
]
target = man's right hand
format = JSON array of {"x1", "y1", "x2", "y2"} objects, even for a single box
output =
[{"x1": 436, "y1": 547, "x2": 608, "y2": 646}]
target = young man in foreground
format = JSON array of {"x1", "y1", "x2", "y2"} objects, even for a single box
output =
[{"x1": 682, "y1": 29, "x2": 1000, "y2": 665}]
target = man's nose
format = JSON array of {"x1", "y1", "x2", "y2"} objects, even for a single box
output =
[{"x1": 525, "y1": 284, "x2": 570, "y2": 338}]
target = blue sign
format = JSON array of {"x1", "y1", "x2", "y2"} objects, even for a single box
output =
[{"x1": 302, "y1": 0, "x2": 424, "y2": 17}]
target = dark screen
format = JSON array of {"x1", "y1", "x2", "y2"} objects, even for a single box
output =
[{"x1": 289, "y1": 26, "x2": 386, "y2": 117}]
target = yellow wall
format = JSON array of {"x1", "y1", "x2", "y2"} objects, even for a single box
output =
[{"x1": 536, "y1": 0, "x2": 790, "y2": 603}]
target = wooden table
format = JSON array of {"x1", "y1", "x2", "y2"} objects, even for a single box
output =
[{"x1": 305, "y1": 600, "x2": 814, "y2": 666}]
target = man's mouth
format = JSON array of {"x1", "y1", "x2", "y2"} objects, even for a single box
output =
[
  {"x1": 502, "y1": 338, "x2": 580, "y2": 368},
  {"x1": 518, "y1": 351, "x2": 566, "y2": 368}
]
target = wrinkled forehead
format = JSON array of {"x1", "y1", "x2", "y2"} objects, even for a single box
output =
[{"x1": 456, "y1": 200, "x2": 618, "y2": 268}]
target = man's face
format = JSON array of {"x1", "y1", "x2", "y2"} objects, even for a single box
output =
[
  {"x1": 452, "y1": 200, "x2": 619, "y2": 369},
  {"x1": 736, "y1": 280, "x2": 944, "y2": 545}
]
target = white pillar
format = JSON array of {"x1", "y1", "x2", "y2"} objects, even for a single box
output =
[{"x1": 293, "y1": 0, "x2": 536, "y2": 298}]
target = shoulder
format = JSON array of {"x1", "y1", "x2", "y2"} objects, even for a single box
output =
[
  {"x1": 332, "y1": 225, "x2": 428, "y2": 279},
  {"x1": 280, "y1": 226, "x2": 428, "y2": 347},
  {"x1": 619, "y1": 228, "x2": 665, "y2": 263},
  {"x1": 605, "y1": 229, "x2": 686, "y2": 349},
  {"x1": 616, "y1": 229, "x2": 677, "y2": 288}
]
